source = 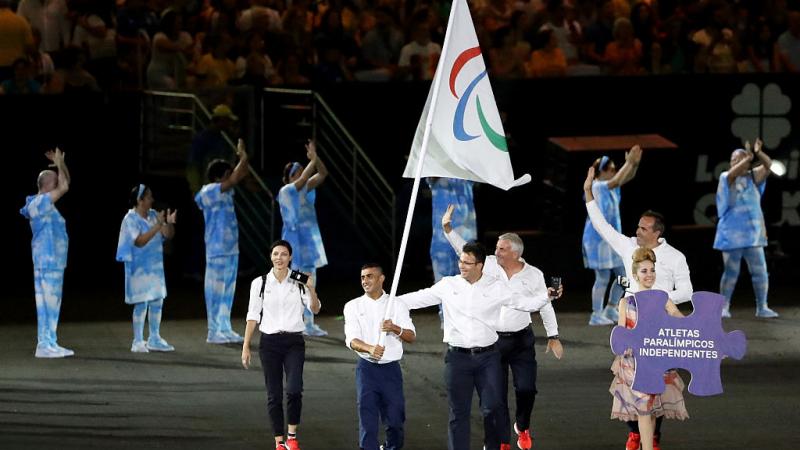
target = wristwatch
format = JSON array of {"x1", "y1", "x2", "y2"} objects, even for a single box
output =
[{"x1": 547, "y1": 335, "x2": 559, "y2": 340}]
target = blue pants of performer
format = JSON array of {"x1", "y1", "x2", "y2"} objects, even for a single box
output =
[
  {"x1": 485, "y1": 326, "x2": 537, "y2": 444},
  {"x1": 33, "y1": 269, "x2": 64, "y2": 348},
  {"x1": 259, "y1": 333, "x2": 305, "y2": 436},
  {"x1": 296, "y1": 266, "x2": 326, "y2": 336},
  {"x1": 356, "y1": 358, "x2": 405, "y2": 450},
  {"x1": 720, "y1": 247, "x2": 768, "y2": 307},
  {"x1": 592, "y1": 266, "x2": 626, "y2": 313},
  {"x1": 132, "y1": 299, "x2": 165, "y2": 342},
  {"x1": 432, "y1": 253, "x2": 458, "y2": 324},
  {"x1": 445, "y1": 346, "x2": 504, "y2": 450},
  {"x1": 204, "y1": 255, "x2": 238, "y2": 336}
]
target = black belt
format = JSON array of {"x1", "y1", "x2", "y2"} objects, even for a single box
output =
[
  {"x1": 448, "y1": 344, "x2": 496, "y2": 354},
  {"x1": 269, "y1": 331, "x2": 303, "y2": 335},
  {"x1": 497, "y1": 327, "x2": 530, "y2": 338}
]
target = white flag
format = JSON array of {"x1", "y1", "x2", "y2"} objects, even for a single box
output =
[{"x1": 403, "y1": 0, "x2": 530, "y2": 191}]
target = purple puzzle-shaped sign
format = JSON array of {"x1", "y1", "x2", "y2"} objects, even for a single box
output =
[{"x1": 609, "y1": 290, "x2": 747, "y2": 396}]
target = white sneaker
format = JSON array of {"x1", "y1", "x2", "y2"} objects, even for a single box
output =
[
  {"x1": 721, "y1": 305, "x2": 731, "y2": 318},
  {"x1": 206, "y1": 331, "x2": 229, "y2": 344},
  {"x1": 53, "y1": 344, "x2": 75, "y2": 357},
  {"x1": 755, "y1": 306, "x2": 779, "y2": 318},
  {"x1": 222, "y1": 330, "x2": 245, "y2": 344},
  {"x1": 35, "y1": 344, "x2": 64, "y2": 359},
  {"x1": 146, "y1": 337, "x2": 175, "y2": 352},
  {"x1": 588, "y1": 312, "x2": 614, "y2": 326},
  {"x1": 131, "y1": 340, "x2": 150, "y2": 353},
  {"x1": 602, "y1": 305, "x2": 619, "y2": 322}
]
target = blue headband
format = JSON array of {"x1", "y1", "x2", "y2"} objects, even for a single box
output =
[
  {"x1": 289, "y1": 162, "x2": 302, "y2": 178},
  {"x1": 599, "y1": 156, "x2": 610, "y2": 171},
  {"x1": 137, "y1": 184, "x2": 146, "y2": 200}
]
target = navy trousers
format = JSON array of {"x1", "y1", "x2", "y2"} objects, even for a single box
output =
[
  {"x1": 445, "y1": 347, "x2": 504, "y2": 450},
  {"x1": 486, "y1": 326, "x2": 538, "y2": 444},
  {"x1": 356, "y1": 358, "x2": 405, "y2": 450}
]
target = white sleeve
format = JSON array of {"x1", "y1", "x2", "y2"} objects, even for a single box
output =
[
  {"x1": 537, "y1": 302, "x2": 559, "y2": 337},
  {"x1": 503, "y1": 277, "x2": 551, "y2": 312},
  {"x1": 445, "y1": 229, "x2": 467, "y2": 255},
  {"x1": 343, "y1": 301, "x2": 362, "y2": 350},
  {"x1": 246, "y1": 278, "x2": 264, "y2": 322},
  {"x1": 393, "y1": 302, "x2": 416, "y2": 335},
  {"x1": 395, "y1": 280, "x2": 445, "y2": 309},
  {"x1": 667, "y1": 253, "x2": 693, "y2": 304},
  {"x1": 586, "y1": 200, "x2": 632, "y2": 260}
]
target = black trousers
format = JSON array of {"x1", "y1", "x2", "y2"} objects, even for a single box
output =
[
  {"x1": 485, "y1": 326, "x2": 538, "y2": 444},
  {"x1": 259, "y1": 332, "x2": 305, "y2": 436}
]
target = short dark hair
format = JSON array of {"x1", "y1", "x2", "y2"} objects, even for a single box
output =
[
  {"x1": 641, "y1": 210, "x2": 665, "y2": 236},
  {"x1": 361, "y1": 262, "x2": 383, "y2": 273},
  {"x1": 270, "y1": 239, "x2": 293, "y2": 255},
  {"x1": 461, "y1": 241, "x2": 487, "y2": 264},
  {"x1": 207, "y1": 158, "x2": 233, "y2": 182}
]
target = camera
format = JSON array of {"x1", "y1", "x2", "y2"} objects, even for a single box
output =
[
  {"x1": 616, "y1": 276, "x2": 630, "y2": 289},
  {"x1": 549, "y1": 276, "x2": 562, "y2": 290},
  {"x1": 289, "y1": 270, "x2": 310, "y2": 285}
]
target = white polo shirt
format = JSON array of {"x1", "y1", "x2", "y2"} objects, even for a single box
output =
[
  {"x1": 246, "y1": 271, "x2": 318, "y2": 334},
  {"x1": 446, "y1": 230, "x2": 559, "y2": 336},
  {"x1": 586, "y1": 200, "x2": 693, "y2": 304},
  {"x1": 343, "y1": 292, "x2": 415, "y2": 363},
  {"x1": 398, "y1": 274, "x2": 551, "y2": 348}
]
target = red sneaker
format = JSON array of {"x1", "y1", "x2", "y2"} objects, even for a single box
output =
[
  {"x1": 653, "y1": 433, "x2": 661, "y2": 450},
  {"x1": 275, "y1": 443, "x2": 288, "y2": 450},
  {"x1": 514, "y1": 423, "x2": 532, "y2": 449},
  {"x1": 500, "y1": 444, "x2": 512, "y2": 450},
  {"x1": 285, "y1": 438, "x2": 301, "y2": 450},
  {"x1": 625, "y1": 432, "x2": 641, "y2": 450}
]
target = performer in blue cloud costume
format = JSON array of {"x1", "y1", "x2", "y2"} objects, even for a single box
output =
[
  {"x1": 714, "y1": 138, "x2": 778, "y2": 318},
  {"x1": 278, "y1": 139, "x2": 329, "y2": 337},
  {"x1": 20, "y1": 148, "x2": 74, "y2": 358},
  {"x1": 117, "y1": 184, "x2": 177, "y2": 352},
  {"x1": 195, "y1": 139, "x2": 250, "y2": 344}
]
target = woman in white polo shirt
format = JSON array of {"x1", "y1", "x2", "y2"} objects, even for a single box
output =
[{"x1": 241, "y1": 240, "x2": 321, "y2": 450}]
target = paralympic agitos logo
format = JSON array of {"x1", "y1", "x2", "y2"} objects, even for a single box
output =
[{"x1": 449, "y1": 47, "x2": 508, "y2": 152}]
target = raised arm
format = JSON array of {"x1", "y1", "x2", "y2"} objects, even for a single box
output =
[
  {"x1": 584, "y1": 167, "x2": 633, "y2": 258},
  {"x1": 291, "y1": 153, "x2": 317, "y2": 191},
  {"x1": 160, "y1": 209, "x2": 177, "y2": 239},
  {"x1": 304, "y1": 275, "x2": 322, "y2": 314},
  {"x1": 134, "y1": 210, "x2": 168, "y2": 247},
  {"x1": 606, "y1": 145, "x2": 642, "y2": 189},
  {"x1": 396, "y1": 287, "x2": 442, "y2": 310},
  {"x1": 442, "y1": 204, "x2": 467, "y2": 255},
  {"x1": 305, "y1": 141, "x2": 328, "y2": 191},
  {"x1": 726, "y1": 142, "x2": 754, "y2": 184},
  {"x1": 46, "y1": 148, "x2": 70, "y2": 203},
  {"x1": 220, "y1": 139, "x2": 250, "y2": 192},
  {"x1": 751, "y1": 138, "x2": 772, "y2": 185}
]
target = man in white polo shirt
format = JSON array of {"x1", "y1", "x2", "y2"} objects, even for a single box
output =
[
  {"x1": 344, "y1": 263, "x2": 416, "y2": 450},
  {"x1": 442, "y1": 204, "x2": 563, "y2": 450},
  {"x1": 583, "y1": 167, "x2": 693, "y2": 303},
  {"x1": 397, "y1": 242, "x2": 557, "y2": 450}
]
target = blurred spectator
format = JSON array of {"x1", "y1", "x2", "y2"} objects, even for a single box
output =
[
  {"x1": 0, "y1": 57, "x2": 41, "y2": 94},
  {"x1": 630, "y1": 1, "x2": 659, "y2": 72},
  {"x1": 356, "y1": 6, "x2": 403, "y2": 81},
  {"x1": 397, "y1": 20, "x2": 440, "y2": 81},
  {"x1": 16, "y1": 0, "x2": 70, "y2": 53},
  {"x1": 776, "y1": 10, "x2": 800, "y2": 72},
  {"x1": 194, "y1": 32, "x2": 236, "y2": 88},
  {"x1": 0, "y1": 0, "x2": 33, "y2": 80},
  {"x1": 237, "y1": 0, "x2": 282, "y2": 34},
  {"x1": 654, "y1": 15, "x2": 691, "y2": 74},
  {"x1": 488, "y1": 25, "x2": 528, "y2": 79},
  {"x1": 277, "y1": 53, "x2": 310, "y2": 84},
  {"x1": 313, "y1": 37, "x2": 353, "y2": 82},
  {"x1": 117, "y1": 0, "x2": 159, "y2": 88},
  {"x1": 72, "y1": 0, "x2": 117, "y2": 88},
  {"x1": 745, "y1": 17, "x2": 776, "y2": 72},
  {"x1": 146, "y1": 9, "x2": 193, "y2": 89},
  {"x1": 604, "y1": 17, "x2": 644, "y2": 75},
  {"x1": 29, "y1": 27, "x2": 54, "y2": 82},
  {"x1": 527, "y1": 27, "x2": 566, "y2": 77},
  {"x1": 313, "y1": 8, "x2": 359, "y2": 72},
  {"x1": 234, "y1": 31, "x2": 280, "y2": 86},
  {"x1": 48, "y1": 46, "x2": 101, "y2": 93},
  {"x1": 540, "y1": 0, "x2": 582, "y2": 65},
  {"x1": 582, "y1": 0, "x2": 615, "y2": 67},
  {"x1": 692, "y1": 2, "x2": 738, "y2": 73},
  {"x1": 480, "y1": 0, "x2": 512, "y2": 34}
]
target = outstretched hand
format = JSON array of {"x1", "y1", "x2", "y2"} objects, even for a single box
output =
[
  {"x1": 166, "y1": 209, "x2": 177, "y2": 224},
  {"x1": 236, "y1": 139, "x2": 246, "y2": 158},
  {"x1": 583, "y1": 167, "x2": 595, "y2": 193},
  {"x1": 754, "y1": 137, "x2": 763, "y2": 154},
  {"x1": 45, "y1": 147, "x2": 64, "y2": 167}
]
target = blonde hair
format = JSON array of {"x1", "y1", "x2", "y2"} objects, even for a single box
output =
[{"x1": 631, "y1": 247, "x2": 656, "y2": 275}]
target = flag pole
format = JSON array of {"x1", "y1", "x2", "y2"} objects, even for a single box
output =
[{"x1": 379, "y1": 0, "x2": 463, "y2": 341}]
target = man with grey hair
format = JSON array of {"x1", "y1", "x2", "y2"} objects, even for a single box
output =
[
  {"x1": 20, "y1": 148, "x2": 73, "y2": 358},
  {"x1": 442, "y1": 204, "x2": 563, "y2": 450}
]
